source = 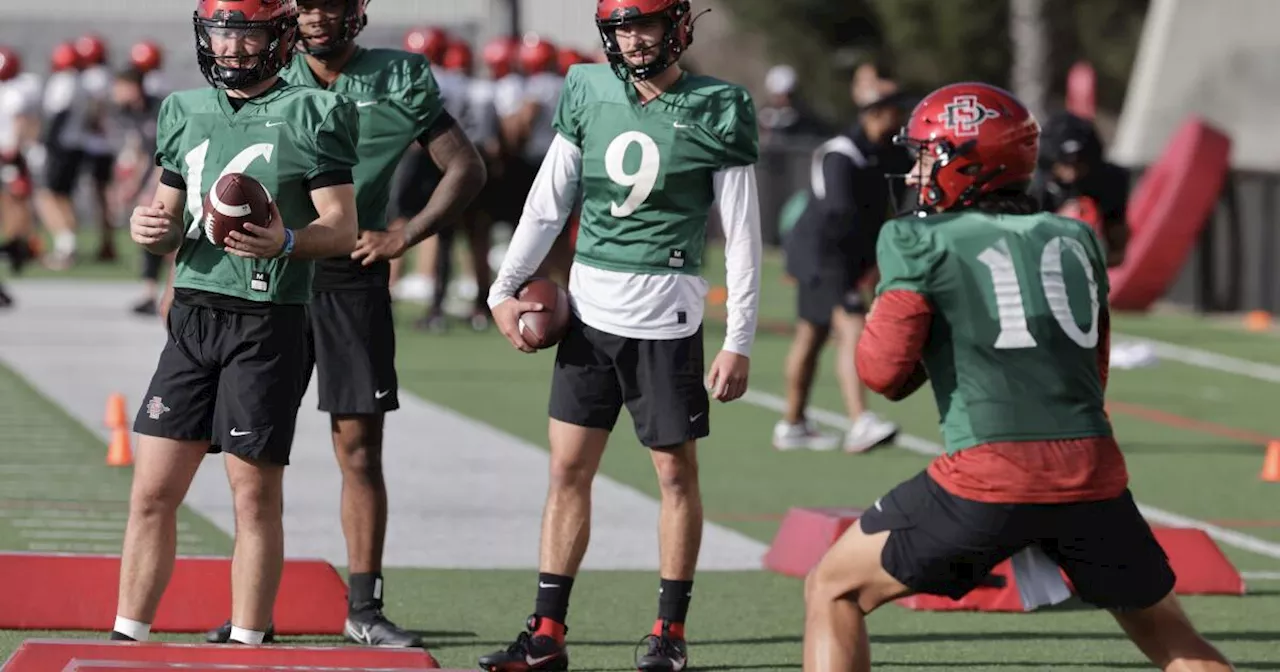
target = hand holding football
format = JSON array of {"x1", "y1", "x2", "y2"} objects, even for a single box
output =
[
  {"x1": 516, "y1": 278, "x2": 571, "y2": 350},
  {"x1": 203, "y1": 172, "x2": 273, "y2": 249}
]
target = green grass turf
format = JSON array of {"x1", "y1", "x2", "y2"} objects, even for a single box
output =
[{"x1": 2, "y1": 242, "x2": 1280, "y2": 668}]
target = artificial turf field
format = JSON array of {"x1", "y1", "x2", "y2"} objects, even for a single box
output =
[{"x1": 1, "y1": 238, "x2": 1278, "y2": 670}]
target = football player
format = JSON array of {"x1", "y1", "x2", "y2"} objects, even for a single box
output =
[
  {"x1": 801, "y1": 83, "x2": 1232, "y2": 672},
  {"x1": 34, "y1": 41, "x2": 86, "y2": 269},
  {"x1": 112, "y1": 0, "x2": 360, "y2": 647},
  {"x1": 75, "y1": 33, "x2": 118, "y2": 261},
  {"x1": 202, "y1": 0, "x2": 486, "y2": 648},
  {"x1": 479, "y1": 1, "x2": 761, "y2": 670}
]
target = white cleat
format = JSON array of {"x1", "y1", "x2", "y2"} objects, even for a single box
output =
[
  {"x1": 773, "y1": 420, "x2": 841, "y2": 451},
  {"x1": 844, "y1": 411, "x2": 899, "y2": 453}
]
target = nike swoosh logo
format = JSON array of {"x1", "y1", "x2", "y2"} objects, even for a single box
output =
[
  {"x1": 526, "y1": 653, "x2": 560, "y2": 666},
  {"x1": 673, "y1": 122, "x2": 692, "y2": 129},
  {"x1": 538, "y1": 581, "x2": 560, "y2": 588},
  {"x1": 689, "y1": 412, "x2": 705, "y2": 423},
  {"x1": 356, "y1": 101, "x2": 377, "y2": 108},
  {"x1": 265, "y1": 121, "x2": 285, "y2": 128},
  {"x1": 230, "y1": 428, "x2": 252, "y2": 437},
  {"x1": 375, "y1": 389, "x2": 391, "y2": 399}
]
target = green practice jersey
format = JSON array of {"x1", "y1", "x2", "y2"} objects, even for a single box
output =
[
  {"x1": 156, "y1": 81, "x2": 359, "y2": 304},
  {"x1": 281, "y1": 47, "x2": 444, "y2": 233},
  {"x1": 554, "y1": 64, "x2": 758, "y2": 276},
  {"x1": 875, "y1": 210, "x2": 1113, "y2": 452}
]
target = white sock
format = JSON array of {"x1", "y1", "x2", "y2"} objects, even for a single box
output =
[
  {"x1": 112, "y1": 616, "x2": 151, "y2": 642},
  {"x1": 229, "y1": 625, "x2": 266, "y2": 645}
]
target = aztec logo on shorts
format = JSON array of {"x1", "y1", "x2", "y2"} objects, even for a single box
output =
[
  {"x1": 939, "y1": 95, "x2": 1001, "y2": 137},
  {"x1": 146, "y1": 396, "x2": 171, "y2": 420}
]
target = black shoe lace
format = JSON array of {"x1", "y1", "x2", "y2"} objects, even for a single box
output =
[
  {"x1": 635, "y1": 632, "x2": 679, "y2": 661},
  {"x1": 506, "y1": 630, "x2": 534, "y2": 655}
]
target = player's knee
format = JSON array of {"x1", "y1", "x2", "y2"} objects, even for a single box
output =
[
  {"x1": 651, "y1": 446, "x2": 699, "y2": 498},
  {"x1": 547, "y1": 454, "x2": 596, "y2": 492},
  {"x1": 230, "y1": 478, "x2": 284, "y2": 527},
  {"x1": 129, "y1": 483, "x2": 184, "y2": 521},
  {"x1": 333, "y1": 418, "x2": 384, "y2": 479}
]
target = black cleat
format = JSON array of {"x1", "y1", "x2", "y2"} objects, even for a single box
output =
[
  {"x1": 635, "y1": 620, "x2": 688, "y2": 672},
  {"x1": 344, "y1": 607, "x2": 423, "y2": 648},
  {"x1": 477, "y1": 615, "x2": 569, "y2": 671},
  {"x1": 204, "y1": 620, "x2": 276, "y2": 644}
]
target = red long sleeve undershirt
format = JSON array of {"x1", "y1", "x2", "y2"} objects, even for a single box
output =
[{"x1": 856, "y1": 289, "x2": 1128, "y2": 504}]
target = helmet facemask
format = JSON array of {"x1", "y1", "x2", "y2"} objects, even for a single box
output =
[
  {"x1": 893, "y1": 130, "x2": 1010, "y2": 214},
  {"x1": 596, "y1": 1, "x2": 697, "y2": 82},
  {"x1": 194, "y1": 10, "x2": 297, "y2": 90}
]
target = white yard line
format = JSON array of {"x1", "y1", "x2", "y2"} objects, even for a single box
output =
[
  {"x1": 1115, "y1": 333, "x2": 1280, "y2": 384},
  {"x1": 742, "y1": 388, "x2": 1280, "y2": 563}
]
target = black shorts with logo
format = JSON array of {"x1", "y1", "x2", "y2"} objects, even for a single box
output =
[
  {"x1": 859, "y1": 471, "x2": 1176, "y2": 611},
  {"x1": 133, "y1": 292, "x2": 312, "y2": 465},
  {"x1": 549, "y1": 316, "x2": 710, "y2": 449},
  {"x1": 307, "y1": 287, "x2": 399, "y2": 415}
]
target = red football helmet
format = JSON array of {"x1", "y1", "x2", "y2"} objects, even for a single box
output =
[
  {"x1": 193, "y1": 0, "x2": 298, "y2": 91},
  {"x1": 443, "y1": 40, "x2": 473, "y2": 73},
  {"x1": 483, "y1": 36, "x2": 519, "y2": 79},
  {"x1": 404, "y1": 27, "x2": 448, "y2": 65},
  {"x1": 518, "y1": 36, "x2": 557, "y2": 75},
  {"x1": 557, "y1": 47, "x2": 586, "y2": 77},
  {"x1": 895, "y1": 82, "x2": 1040, "y2": 212},
  {"x1": 51, "y1": 43, "x2": 79, "y2": 72},
  {"x1": 595, "y1": 0, "x2": 698, "y2": 81},
  {"x1": 75, "y1": 34, "x2": 107, "y2": 67},
  {"x1": 299, "y1": 0, "x2": 369, "y2": 57},
  {"x1": 0, "y1": 48, "x2": 20, "y2": 82},
  {"x1": 130, "y1": 41, "x2": 163, "y2": 73}
]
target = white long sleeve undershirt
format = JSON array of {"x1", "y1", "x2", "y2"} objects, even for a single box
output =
[{"x1": 487, "y1": 132, "x2": 762, "y2": 356}]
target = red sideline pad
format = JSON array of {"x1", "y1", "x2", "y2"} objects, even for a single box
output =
[
  {"x1": 762, "y1": 507, "x2": 864, "y2": 578},
  {"x1": 0, "y1": 640, "x2": 444, "y2": 671},
  {"x1": 0, "y1": 553, "x2": 348, "y2": 634}
]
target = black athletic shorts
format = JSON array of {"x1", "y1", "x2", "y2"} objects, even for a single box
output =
[
  {"x1": 550, "y1": 316, "x2": 710, "y2": 449},
  {"x1": 133, "y1": 297, "x2": 311, "y2": 465},
  {"x1": 796, "y1": 252, "x2": 877, "y2": 327},
  {"x1": 308, "y1": 288, "x2": 399, "y2": 415},
  {"x1": 859, "y1": 471, "x2": 1176, "y2": 611},
  {"x1": 43, "y1": 148, "x2": 82, "y2": 196},
  {"x1": 85, "y1": 151, "x2": 115, "y2": 185}
]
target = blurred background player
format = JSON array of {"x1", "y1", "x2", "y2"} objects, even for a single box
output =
[
  {"x1": 775, "y1": 79, "x2": 909, "y2": 453},
  {"x1": 802, "y1": 82, "x2": 1232, "y2": 672},
  {"x1": 1032, "y1": 110, "x2": 1130, "y2": 268},
  {"x1": 75, "y1": 33, "x2": 119, "y2": 262},
  {"x1": 0, "y1": 45, "x2": 38, "y2": 306},
  {"x1": 34, "y1": 41, "x2": 85, "y2": 270},
  {"x1": 387, "y1": 26, "x2": 447, "y2": 306},
  {"x1": 107, "y1": 60, "x2": 165, "y2": 315},
  {"x1": 479, "y1": 0, "x2": 762, "y2": 669}
]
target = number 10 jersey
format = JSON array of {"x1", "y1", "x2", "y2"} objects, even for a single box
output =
[{"x1": 874, "y1": 211, "x2": 1114, "y2": 452}]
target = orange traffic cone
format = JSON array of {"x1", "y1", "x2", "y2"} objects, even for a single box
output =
[
  {"x1": 1262, "y1": 441, "x2": 1280, "y2": 483},
  {"x1": 107, "y1": 427, "x2": 132, "y2": 467},
  {"x1": 104, "y1": 392, "x2": 128, "y2": 430}
]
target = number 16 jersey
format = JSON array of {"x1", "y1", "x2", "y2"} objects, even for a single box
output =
[{"x1": 875, "y1": 211, "x2": 1113, "y2": 452}]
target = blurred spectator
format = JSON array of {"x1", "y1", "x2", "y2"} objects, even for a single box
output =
[
  {"x1": 107, "y1": 66, "x2": 165, "y2": 314},
  {"x1": 775, "y1": 85, "x2": 912, "y2": 453},
  {"x1": 1031, "y1": 111, "x2": 1129, "y2": 267},
  {"x1": 758, "y1": 64, "x2": 829, "y2": 143}
]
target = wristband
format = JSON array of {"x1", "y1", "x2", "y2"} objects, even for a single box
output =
[{"x1": 277, "y1": 228, "x2": 295, "y2": 258}]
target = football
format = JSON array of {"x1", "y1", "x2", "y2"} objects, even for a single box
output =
[
  {"x1": 516, "y1": 277, "x2": 571, "y2": 350},
  {"x1": 202, "y1": 172, "x2": 273, "y2": 248}
]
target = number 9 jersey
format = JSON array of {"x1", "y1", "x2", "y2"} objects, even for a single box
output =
[
  {"x1": 554, "y1": 63, "x2": 757, "y2": 278},
  {"x1": 875, "y1": 211, "x2": 1113, "y2": 452}
]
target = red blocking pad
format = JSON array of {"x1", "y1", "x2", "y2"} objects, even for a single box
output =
[
  {"x1": 763, "y1": 507, "x2": 864, "y2": 578},
  {"x1": 1152, "y1": 528, "x2": 1245, "y2": 595},
  {"x1": 0, "y1": 553, "x2": 348, "y2": 634},
  {"x1": 0, "y1": 640, "x2": 443, "y2": 671}
]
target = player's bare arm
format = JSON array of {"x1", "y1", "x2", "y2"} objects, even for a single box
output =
[
  {"x1": 488, "y1": 133, "x2": 582, "y2": 353},
  {"x1": 356, "y1": 120, "x2": 485, "y2": 264},
  {"x1": 294, "y1": 182, "x2": 358, "y2": 257},
  {"x1": 129, "y1": 180, "x2": 185, "y2": 256},
  {"x1": 857, "y1": 290, "x2": 931, "y2": 401},
  {"x1": 706, "y1": 164, "x2": 763, "y2": 402}
]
